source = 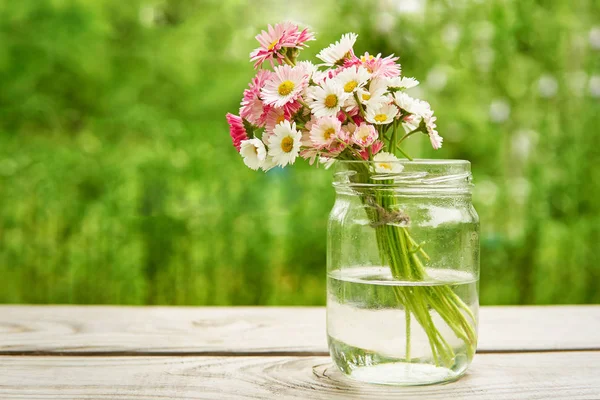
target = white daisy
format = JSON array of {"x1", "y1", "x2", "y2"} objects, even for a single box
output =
[
  {"x1": 401, "y1": 113, "x2": 422, "y2": 132},
  {"x1": 309, "y1": 116, "x2": 341, "y2": 148},
  {"x1": 261, "y1": 155, "x2": 277, "y2": 172},
  {"x1": 268, "y1": 120, "x2": 302, "y2": 166},
  {"x1": 373, "y1": 152, "x2": 404, "y2": 174},
  {"x1": 387, "y1": 76, "x2": 420, "y2": 90},
  {"x1": 357, "y1": 78, "x2": 389, "y2": 108},
  {"x1": 394, "y1": 92, "x2": 431, "y2": 116},
  {"x1": 318, "y1": 156, "x2": 336, "y2": 169},
  {"x1": 335, "y1": 66, "x2": 371, "y2": 94},
  {"x1": 261, "y1": 65, "x2": 308, "y2": 108},
  {"x1": 365, "y1": 103, "x2": 399, "y2": 125},
  {"x1": 308, "y1": 79, "x2": 349, "y2": 118},
  {"x1": 316, "y1": 33, "x2": 358, "y2": 66},
  {"x1": 239, "y1": 138, "x2": 267, "y2": 171},
  {"x1": 296, "y1": 61, "x2": 318, "y2": 80}
]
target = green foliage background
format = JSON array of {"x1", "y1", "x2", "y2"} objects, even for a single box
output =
[{"x1": 1, "y1": 0, "x2": 599, "y2": 305}]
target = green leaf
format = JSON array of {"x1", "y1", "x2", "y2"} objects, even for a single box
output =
[{"x1": 242, "y1": 118, "x2": 255, "y2": 139}]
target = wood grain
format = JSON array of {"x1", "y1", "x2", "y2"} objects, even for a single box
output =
[
  {"x1": 1, "y1": 306, "x2": 599, "y2": 354},
  {"x1": 0, "y1": 353, "x2": 599, "y2": 399}
]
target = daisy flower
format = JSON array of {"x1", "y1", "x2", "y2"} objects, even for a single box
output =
[
  {"x1": 358, "y1": 139, "x2": 384, "y2": 160},
  {"x1": 282, "y1": 100, "x2": 302, "y2": 119},
  {"x1": 261, "y1": 65, "x2": 308, "y2": 108},
  {"x1": 264, "y1": 108, "x2": 286, "y2": 139},
  {"x1": 240, "y1": 70, "x2": 273, "y2": 126},
  {"x1": 357, "y1": 78, "x2": 389, "y2": 108},
  {"x1": 373, "y1": 151, "x2": 405, "y2": 173},
  {"x1": 239, "y1": 138, "x2": 267, "y2": 170},
  {"x1": 340, "y1": 121, "x2": 356, "y2": 142},
  {"x1": 250, "y1": 22, "x2": 315, "y2": 68},
  {"x1": 371, "y1": 140, "x2": 384, "y2": 155},
  {"x1": 261, "y1": 155, "x2": 277, "y2": 172},
  {"x1": 423, "y1": 114, "x2": 443, "y2": 150},
  {"x1": 296, "y1": 60, "x2": 318, "y2": 80},
  {"x1": 366, "y1": 103, "x2": 399, "y2": 125},
  {"x1": 353, "y1": 52, "x2": 401, "y2": 78},
  {"x1": 318, "y1": 157, "x2": 336, "y2": 169},
  {"x1": 387, "y1": 76, "x2": 420, "y2": 90},
  {"x1": 295, "y1": 25, "x2": 316, "y2": 46},
  {"x1": 300, "y1": 147, "x2": 320, "y2": 165},
  {"x1": 308, "y1": 79, "x2": 349, "y2": 118},
  {"x1": 226, "y1": 113, "x2": 249, "y2": 151},
  {"x1": 352, "y1": 123, "x2": 378, "y2": 147},
  {"x1": 309, "y1": 116, "x2": 342, "y2": 148},
  {"x1": 401, "y1": 113, "x2": 422, "y2": 132},
  {"x1": 394, "y1": 92, "x2": 431, "y2": 116},
  {"x1": 316, "y1": 33, "x2": 358, "y2": 66},
  {"x1": 268, "y1": 120, "x2": 302, "y2": 166},
  {"x1": 335, "y1": 66, "x2": 371, "y2": 94}
]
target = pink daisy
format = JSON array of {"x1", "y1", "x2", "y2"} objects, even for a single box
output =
[
  {"x1": 352, "y1": 123, "x2": 378, "y2": 147},
  {"x1": 323, "y1": 140, "x2": 347, "y2": 158},
  {"x1": 346, "y1": 52, "x2": 401, "y2": 78},
  {"x1": 250, "y1": 22, "x2": 315, "y2": 69},
  {"x1": 240, "y1": 70, "x2": 273, "y2": 126},
  {"x1": 265, "y1": 107, "x2": 285, "y2": 130},
  {"x1": 283, "y1": 100, "x2": 302, "y2": 118},
  {"x1": 309, "y1": 116, "x2": 342, "y2": 149},
  {"x1": 300, "y1": 147, "x2": 321, "y2": 165},
  {"x1": 424, "y1": 114, "x2": 443, "y2": 150},
  {"x1": 261, "y1": 65, "x2": 308, "y2": 108},
  {"x1": 226, "y1": 113, "x2": 249, "y2": 152},
  {"x1": 358, "y1": 140, "x2": 384, "y2": 160}
]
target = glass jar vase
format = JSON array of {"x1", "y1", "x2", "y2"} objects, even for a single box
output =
[{"x1": 327, "y1": 159, "x2": 479, "y2": 386}]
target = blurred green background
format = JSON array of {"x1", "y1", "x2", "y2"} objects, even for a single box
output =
[{"x1": 1, "y1": 0, "x2": 599, "y2": 305}]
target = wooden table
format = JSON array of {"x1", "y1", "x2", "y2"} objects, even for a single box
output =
[{"x1": 0, "y1": 306, "x2": 599, "y2": 399}]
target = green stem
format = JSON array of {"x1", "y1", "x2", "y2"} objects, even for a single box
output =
[
  {"x1": 397, "y1": 129, "x2": 420, "y2": 146},
  {"x1": 353, "y1": 92, "x2": 366, "y2": 117},
  {"x1": 282, "y1": 53, "x2": 296, "y2": 66},
  {"x1": 405, "y1": 304, "x2": 411, "y2": 362},
  {"x1": 342, "y1": 109, "x2": 353, "y2": 123},
  {"x1": 365, "y1": 178, "x2": 475, "y2": 368},
  {"x1": 391, "y1": 120, "x2": 398, "y2": 155},
  {"x1": 298, "y1": 98, "x2": 311, "y2": 110},
  {"x1": 396, "y1": 146, "x2": 414, "y2": 161}
]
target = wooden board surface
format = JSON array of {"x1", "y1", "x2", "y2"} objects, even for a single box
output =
[
  {"x1": 1, "y1": 353, "x2": 599, "y2": 399},
  {"x1": 1, "y1": 305, "x2": 599, "y2": 354}
]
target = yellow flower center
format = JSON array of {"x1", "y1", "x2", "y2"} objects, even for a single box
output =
[
  {"x1": 281, "y1": 136, "x2": 294, "y2": 153},
  {"x1": 343, "y1": 80, "x2": 358, "y2": 93},
  {"x1": 324, "y1": 94, "x2": 338, "y2": 108},
  {"x1": 362, "y1": 93, "x2": 371, "y2": 101},
  {"x1": 276, "y1": 115, "x2": 285, "y2": 124},
  {"x1": 323, "y1": 128, "x2": 336, "y2": 140},
  {"x1": 268, "y1": 39, "x2": 279, "y2": 51},
  {"x1": 378, "y1": 162, "x2": 392, "y2": 170},
  {"x1": 374, "y1": 114, "x2": 388, "y2": 123},
  {"x1": 361, "y1": 55, "x2": 375, "y2": 62},
  {"x1": 278, "y1": 80, "x2": 295, "y2": 96}
]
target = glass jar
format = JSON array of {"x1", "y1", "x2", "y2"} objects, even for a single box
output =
[{"x1": 327, "y1": 159, "x2": 479, "y2": 386}]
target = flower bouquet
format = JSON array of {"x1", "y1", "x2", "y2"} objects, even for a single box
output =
[{"x1": 226, "y1": 22, "x2": 478, "y2": 385}]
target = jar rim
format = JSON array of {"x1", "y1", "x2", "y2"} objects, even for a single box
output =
[
  {"x1": 332, "y1": 158, "x2": 473, "y2": 194},
  {"x1": 335, "y1": 158, "x2": 470, "y2": 166}
]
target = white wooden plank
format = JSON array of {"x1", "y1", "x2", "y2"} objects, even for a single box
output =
[
  {"x1": 0, "y1": 305, "x2": 599, "y2": 354},
  {"x1": 0, "y1": 353, "x2": 599, "y2": 399}
]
